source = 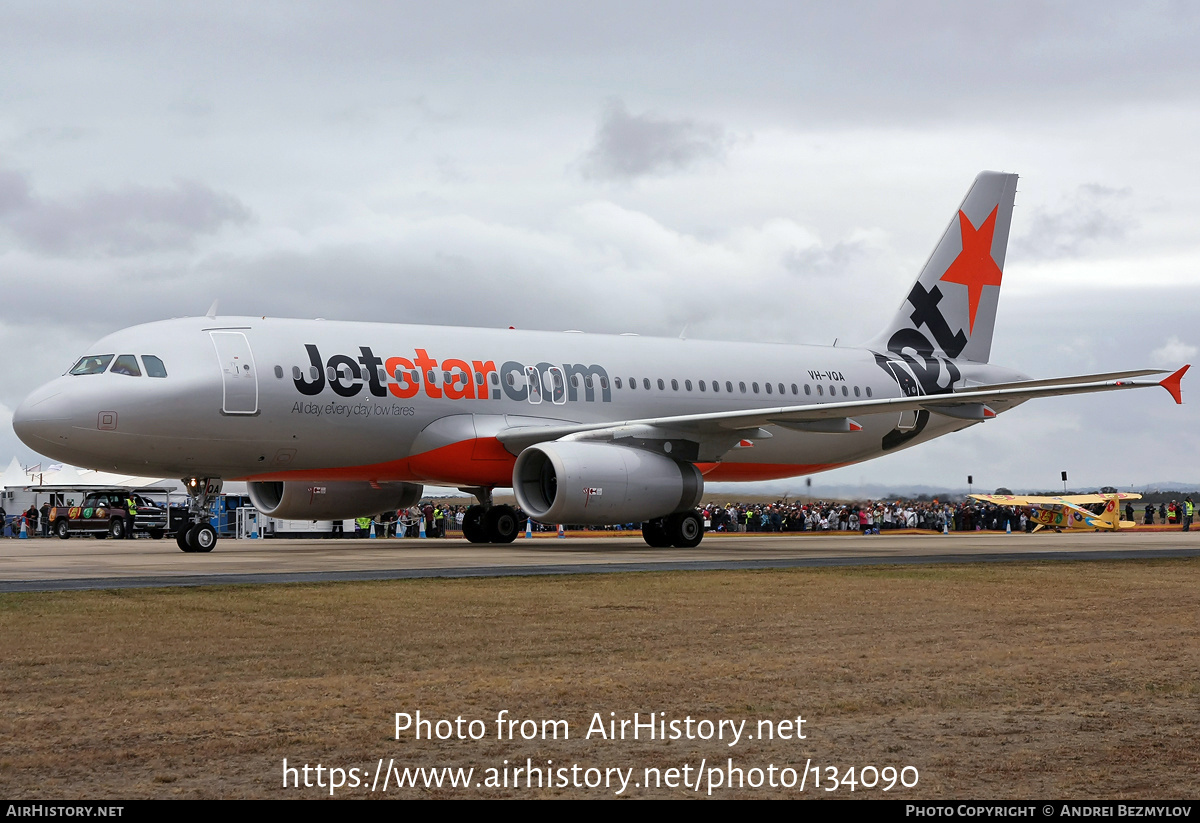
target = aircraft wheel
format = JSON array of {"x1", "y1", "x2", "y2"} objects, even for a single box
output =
[
  {"x1": 55, "y1": 519, "x2": 70, "y2": 539},
  {"x1": 462, "y1": 505, "x2": 488, "y2": 543},
  {"x1": 641, "y1": 518, "x2": 672, "y2": 548},
  {"x1": 176, "y1": 530, "x2": 194, "y2": 552},
  {"x1": 486, "y1": 505, "x2": 519, "y2": 544},
  {"x1": 666, "y1": 510, "x2": 704, "y2": 548},
  {"x1": 189, "y1": 524, "x2": 217, "y2": 553},
  {"x1": 149, "y1": 529, "x2": 164, "y2": 540},
  {"x1": 109, "y1": 519, "x2": 125, "y2": 540}
]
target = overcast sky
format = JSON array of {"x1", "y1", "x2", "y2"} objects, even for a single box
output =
[{"x1": 2, "y1": 1, "x2": 1198, "y2": 493}]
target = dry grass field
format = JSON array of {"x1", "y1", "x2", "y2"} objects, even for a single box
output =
[{"x1": 1, "y1": 559, "x2": 1197, "y2": 799}]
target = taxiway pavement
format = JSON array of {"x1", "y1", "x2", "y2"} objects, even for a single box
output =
[{"x1": 1, "y1": 530, "x2": 1197, "y2": 592}]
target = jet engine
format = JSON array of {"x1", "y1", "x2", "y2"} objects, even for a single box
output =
[
  {"x1": 246, "y1": 481, "x2": 423, "y2": 520},
  {"x1": 513, "y1": 441, "x2": 702, "y2": 525}
]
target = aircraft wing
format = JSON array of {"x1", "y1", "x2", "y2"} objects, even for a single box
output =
[
  {"x1": 495, "y1": 366, "x2": 1189, "y2": 455},
  {"x1": 970, "y1": 493, "x2": 1143, "y2": 506},
  {"x1": 952, "y1": 368, "x2": 1169, "y2": 394}
]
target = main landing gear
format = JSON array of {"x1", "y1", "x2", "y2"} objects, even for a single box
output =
[
  {"x1": 177, "y1": 477, "x2": 221, "y2": 553},
  {"x1": 641, "y1": 510, "x2": 704, "y2": 548},
  {"x1": 459, "y1": 487, "x2": 519, "y2": 544}
]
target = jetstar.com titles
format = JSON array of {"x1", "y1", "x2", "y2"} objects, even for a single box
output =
[{"x1": 292, "y1": 345, "x2": 613, "y2": 404}]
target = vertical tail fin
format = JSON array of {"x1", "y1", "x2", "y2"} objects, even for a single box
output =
[
  {"x1": 1099, "y1": 495, "x2": 1123, "y2": 530},
  {"x1": 867, "y1": 171, "x2": 1019, "y2": 364}
]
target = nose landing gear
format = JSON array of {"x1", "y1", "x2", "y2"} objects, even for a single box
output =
[{"x1": 177, "y1": 477, "x2": 222, "y2": 553}]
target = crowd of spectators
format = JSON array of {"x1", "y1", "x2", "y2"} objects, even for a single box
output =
[{"x1": 698, "y1": 499, "x2": 1027, "y2": 532}]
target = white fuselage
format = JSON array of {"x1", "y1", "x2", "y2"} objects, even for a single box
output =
[{"x1": 13, "y1": 316, "x2": 1029, "y2": 486}]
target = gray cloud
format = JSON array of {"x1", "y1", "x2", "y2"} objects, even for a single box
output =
[
  {"x1": 580, "y1": 99, "x2": 730, "y2": 181},
  {"x1": 782, "y1": 239, "x2": 873, "y2": 278},
  {"x1": 0, "y1": 170, "x2": 32, "y2": 216},
  {"x1": 0, "y1": 170, "x2": 251, "y2": 256},
  {"x1": 1013, "y1": 184, "x2": 1135, "y2": 261}
]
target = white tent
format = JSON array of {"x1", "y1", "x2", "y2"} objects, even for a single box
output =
[{"x1": 0, "y1": 457, "x2": 32, "y2": 491}]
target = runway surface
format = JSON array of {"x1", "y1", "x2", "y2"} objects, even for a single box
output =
[{"x1": 2, "y1": 529, "x2": 1198, "y2": 592}]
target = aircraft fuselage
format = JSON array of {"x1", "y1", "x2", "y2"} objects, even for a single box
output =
[{"x1": 12, "y1": 316, "x2": 1029, "y2": 485}]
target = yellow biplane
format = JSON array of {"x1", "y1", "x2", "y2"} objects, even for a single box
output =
[{"x1": 969, "y1": 493, "x2": 1142, "y2": 532}]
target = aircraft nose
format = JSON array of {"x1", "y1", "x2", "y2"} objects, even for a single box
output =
[{"x1": 12, "y1": 381, "x2": 74, "y2": 451}]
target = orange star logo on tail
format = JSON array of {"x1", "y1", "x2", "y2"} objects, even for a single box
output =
[{"x1": 939, "y1": 206, "x2": 1003, "y2": 333}]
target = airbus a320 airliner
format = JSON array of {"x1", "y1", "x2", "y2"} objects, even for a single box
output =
[{"x1": 12, "y1": 172, "x2": 1188, "y2": 552}]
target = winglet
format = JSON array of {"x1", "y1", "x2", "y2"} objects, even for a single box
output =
[{"x1": 1160, "y1": 365, "x2": 1190, "y2": 404}]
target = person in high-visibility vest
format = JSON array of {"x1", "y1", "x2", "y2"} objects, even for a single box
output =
[
  {"x1": 1185, "y1": 498, "x2": 1194, "y2": 533},
  {"x1": 124, "y1": 496, "x2": 137, "y2": 539}
]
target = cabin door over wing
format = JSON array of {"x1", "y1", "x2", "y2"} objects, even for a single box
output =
[{"x1": 209, "y1": 331, "x2": 259, "y2": 414}]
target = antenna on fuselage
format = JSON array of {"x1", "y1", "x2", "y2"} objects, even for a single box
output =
[{"x1": 206, "y1": 300, "x2": 218, "y2": 319}]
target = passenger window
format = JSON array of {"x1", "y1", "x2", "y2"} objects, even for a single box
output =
[
  {"x1": 292, "y1": 366, "x2": 302, "y2": 380},
  {"x1": 685, "y1": 380, "x2": 692, "y2": 391},
  {"x1": 866, "y1": 386, "x2": 873, "y2": 398},
  {"x1": 670, "y1": 379, "x2": 678, "y2": 391},
  {"x1": 475, "y1": 372, "x2": 484, "y2": 385},
  {"x1": 657, "y1": 379, "x2": 665, "y2": 390},
  {"x1": 817, "y1": 385, "x2": 824, "y2": 396},
  {"x1": 643, "y1": 378, "x2": 651, "y2": 390},
  {"x1": 842, "y1": 386, "x2": 848, "y2": 396},
  {"x1": 310, "y1": 366, "x2": 319, "y2": 381},
  {"x1": 778, "y1": 383, "x2": 785, "y2": 395},
  {"x1": 699, "y1": 380, "x2": 706, "y2": 391},
  {"x1": 143, "y1": 356, "x2": 168, "y2": 378},
  {"x1": 854, "y1": 386, "x2": 861, "y2": 397},
  {"x1": 615, "y1": 377, "x2": 622, "y2": 389},
  {"x1": 752, "y1": 382, "x2": 759, "y2": 393},
  {"x1": 111, "y1": 355, "x2": 141, "y2": 376},
  {"x1": 274, "y1": 365, "x2": 283, "y2": 379},
  {"x1": 791, "y1": 383, "x2": 798, "y2": 395},
  {"x1": 70, "y1": 354, "x2": 114, "y2": 375},
  {"x1": 739, "y1": 382, "x2": 746, "y2": 393},
  {"x1": 726, "y1": 381, "x2": 733, "y2": 393},
  {"x1": 765, "y1": 382, "x2": 773, "y2": 394}
]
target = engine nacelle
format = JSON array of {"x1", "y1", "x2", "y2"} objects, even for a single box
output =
[
  {"x1": 513, "y1": 441, "x2": 703, "y2": 525},
  {"x1": 247, "y1": 481, "x2": 423, "y2": 520}
]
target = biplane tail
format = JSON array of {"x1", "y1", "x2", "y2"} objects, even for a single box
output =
[{"x1": 1099, "y1": 495, "x2": 1136, "y2": 530}]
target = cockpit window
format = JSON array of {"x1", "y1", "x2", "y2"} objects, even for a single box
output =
[
  {"x1": 69, "y1": 355, "x2": 114, "y2": 375},
  {"x1": 111, "y1": 355, "x2": 142, "y2": 376},
  {"x1": 142, "y1": 356, "x2": 167, "y2": 378}
]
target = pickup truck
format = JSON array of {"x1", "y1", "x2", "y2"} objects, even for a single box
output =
[{"x1": 50, "y1": 491, "x2": 168, "y2": 539}]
